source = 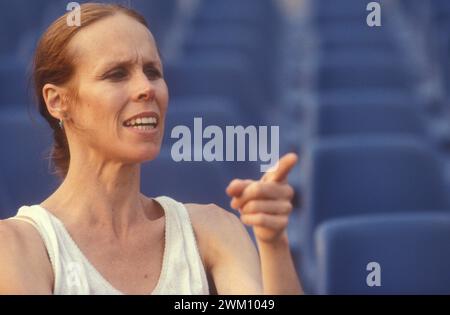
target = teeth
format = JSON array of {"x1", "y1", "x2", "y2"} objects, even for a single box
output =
[
  {"x1": 125, "y1": 116, "x2": 158, "y2": 127},
  {"x1": 132, "y1": 125, "x2": 156, "y2": 130}
]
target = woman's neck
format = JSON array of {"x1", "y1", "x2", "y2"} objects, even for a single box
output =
[{"x1": 41, "y1": 159, "x2": 156, "y2": 240}]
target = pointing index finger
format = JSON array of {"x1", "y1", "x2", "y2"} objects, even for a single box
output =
[{"x1": 261, "y1": 153, "x2": 298, "y2": 183}]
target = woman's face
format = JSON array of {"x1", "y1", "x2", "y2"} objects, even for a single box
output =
[{"x1": 65, "y1": 13, "x2": 169, "y2": 164}]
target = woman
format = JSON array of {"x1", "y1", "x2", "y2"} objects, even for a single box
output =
[{"x1": 0, "y1": 3, "x2": 302, "y2": 295}]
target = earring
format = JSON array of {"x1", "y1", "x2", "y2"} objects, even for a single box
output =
[{"x1": 59, "y1": 119, "x2": 64, "y2": 129}]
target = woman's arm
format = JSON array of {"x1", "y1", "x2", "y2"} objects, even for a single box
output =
[
  {"x1": 257, "y1": 233, "x2": 303, "y2": 294},
  {"x1": 188, "y1": 153, "x2": 303, "y2": 295},
  {"x1": 187, "y1": 203, "x2": 263, "y2": 294},
  {"x1": 0, "y1": 221, "x2": 53, "y2": 294},
  {"x1": 225, "y1": 153, "x2": 303, "y2": 295}
]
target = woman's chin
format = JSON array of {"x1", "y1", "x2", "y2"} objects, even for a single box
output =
[{"x1": 122, "y1": 146, "x2": 162, "y2": 164}]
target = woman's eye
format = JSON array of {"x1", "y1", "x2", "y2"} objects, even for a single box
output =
[
  {"x1": 106, "y1": 69, "x2": 128, "y2": 81},
  {"x1": 145, "y1": 68, "x2": 162, "y2": 80}
]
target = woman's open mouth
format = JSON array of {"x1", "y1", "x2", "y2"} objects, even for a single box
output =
[
  {"x1": 123, "y1": 112, "x2": 160, "y2": 136},
  {"x1": 124, "y1": 116, "x2": 158, "y2": 130}
]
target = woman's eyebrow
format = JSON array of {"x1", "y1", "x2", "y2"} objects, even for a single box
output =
[
  {"x1": 100, "y1": 59, "x2": 161, "y2": 71},
  {"x1": 93, "y1": 59, "x2": 162, "y2": 79}
]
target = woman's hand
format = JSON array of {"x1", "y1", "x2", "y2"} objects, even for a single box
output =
[
  {"x1": 225, "y1": 153, "x2": 303, "y2": 294},
  {"x1": 226, "y1": 153, "x2": 298, "y2": 245}
]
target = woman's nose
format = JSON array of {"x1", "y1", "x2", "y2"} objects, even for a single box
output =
[{"x1": 133, "y1": 72, "x2": 156, "y2": 102}]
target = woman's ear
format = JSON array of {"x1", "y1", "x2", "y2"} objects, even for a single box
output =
[{"x1": 42, "y1": 83, "x2": 69, "y2": 120}]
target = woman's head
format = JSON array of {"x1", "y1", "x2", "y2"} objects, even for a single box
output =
[{"x1": 33, "y1": 3, "x2": 169, "y2": 180}]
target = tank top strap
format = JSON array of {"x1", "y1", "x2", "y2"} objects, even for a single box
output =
[{"x1": 153, "y1": 196, "x2": 209, "y2": 294}]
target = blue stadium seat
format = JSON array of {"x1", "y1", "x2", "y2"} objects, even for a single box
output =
[
  {"x1": 163, "y1": 96, "x2": 261, "y2": 180},
  {"x1": 311, "y1": 0, "x2": 374, "y2": 20},
  {"x1": 316, "y1": 62, "x2": 416, "y2": 91},
  {"x1": 317, "y1": 49, "x2": 405, "y2": 69},
  {"x1": 312, "y1": 1, "x2": 403, "y2": 53},
  {"x1": 127, "y1": 0, "x2": 178, "y2": 45},
  {"x1": 141, "y1": 149, "x2": 232, "y2": 211},
  {"x1": 317, "y1": 24, "x2": 396, "y2": 50},
  {"x1": 298, "y1": 136, "x2": 450, "y2": 292},
  {"x1": 0, "y1": 58, "x2": 31, "y2": 106},
  {"x1": 318, "y1": 40, "x2": 397, "y2": 55},
  {"x1": 0, "y1": 0, "x2": 46, "y2": 54},
  {"x1": 432, "y1": 0, "x2": 450, "y2": 99},
  {"x1": 313, "y1": 103, "x2": 427, "y2": 137},
  {"x1": 193, "y1": 0, "x2": 280, "y2": 32},
  {"x1": 183, "y1": 25, "x2": 277, "y2": 101},
  {"x1": 317, "y1": 88, "x2": 424, "y2": 108},
  {"x1": 315, "y1": 213, "x2": 450, "y2": 294},
  {"x1": 164, "y1": 53, "x2": 266, "y2": 123},
  {"x1": 184, "y1": 26, "x2": 265, "y2": 56},
  {"x1": 164, "y1": 96, "x2": 244, "y2": 137},
  {"x1": 0, "y1": 109, "x2": 59, "y2": 219}
]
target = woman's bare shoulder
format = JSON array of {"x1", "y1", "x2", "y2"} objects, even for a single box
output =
[
  {"x1": 183, "y1": 203, "x2": 262, "y2": 294},
  {"x1": 184, "y1": 203, "x2": 249, "y2": 246},
  {"x1": 183, "y1": 203, "x2": 257, "y2": 265},
  {"x1": 0, "y1": 219, "x2": 53, "y2": 294},
  {"x1": 0, "y1": 219, "x2": 32, "y2": 263},
  {"x1": 184, "y1": 203, "x2": 241, "y2": 231}
]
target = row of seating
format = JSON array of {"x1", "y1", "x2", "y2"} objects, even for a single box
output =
[
  {"x1": 297, "y1": 136, "x2": 450, "y2": 293},
  {"x1": 316, "y1": 213, "x2": 450, "y2": 294},
  {"x1": 0, "y1": 0, "x2": 178, "y2": 56},
  {"x1": 292, "y1": 0, "x2": 450, "y2": 294}
]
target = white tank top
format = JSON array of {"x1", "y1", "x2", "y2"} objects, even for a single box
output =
[{"x1": 7, "y1": 196, "x2": 210, "y2": 295}]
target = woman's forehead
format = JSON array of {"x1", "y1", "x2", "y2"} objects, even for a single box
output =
[{"x1": 68, "y1": 14, "x2": 159, "y2": 68}]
